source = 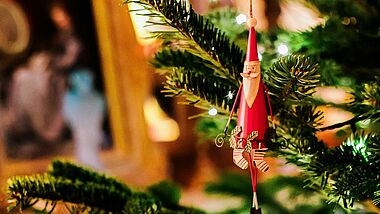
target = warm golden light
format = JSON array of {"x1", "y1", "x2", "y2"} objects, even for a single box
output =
[
  {"x1": 143, "y1": 97, "x2": 180, "y2": 142},
  {"x1": 314, "y1": 87, "x2": 354, "y2": 148}
]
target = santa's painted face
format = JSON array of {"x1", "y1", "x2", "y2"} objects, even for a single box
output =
[{"x1": 241, "y1": 61, "x2": 260, "y2": 79}]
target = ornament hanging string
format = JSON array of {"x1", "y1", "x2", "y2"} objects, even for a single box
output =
[
  {"x1": 249, "y1": 0, "x2": 254, "y2": 18},
  {"x1": 247, "y1": 0, "x2": 258, "y2": 209}
]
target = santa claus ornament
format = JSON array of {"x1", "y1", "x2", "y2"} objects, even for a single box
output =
[{"x1": 215, "y1": 1, "x2": 275, "y2": 213}]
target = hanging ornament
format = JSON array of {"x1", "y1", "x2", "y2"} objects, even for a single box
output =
[{"x1": 215, "y1": 1, "x2": 275, "y2": 213}]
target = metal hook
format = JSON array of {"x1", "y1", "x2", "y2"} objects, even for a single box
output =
[{"x1": 215, "y1": 133, "x2": 226, "y2": 147}]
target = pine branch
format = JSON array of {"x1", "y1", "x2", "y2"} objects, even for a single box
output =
[
  {"x1": 153, "y1": 49, "x2": 216, "y2": 76},
  {"x1": 303, "y1": 133, "x2": 380, "y2": 208},
  {"x1": 368, "y1": 134, "x2": 380, "y2": 206},
  {"x1": 147, "y1": 181, "x2": 180, "y2": 209},
  {"x1": 288, "y1": 3, "x2": 380, "y2": 82},
  {"x1": 375, "y1": 190, "x2": 380, "y2": 205},
  {"x1": 361, "y1": 77, "x2": 380, "y2": 107},
  {"x1": 275, "y1": 123, "x2": 324, "y2": 155},
  {"x1": 7, "y1": 174, "x2": 130, "y2": 213},
  {"x1": 147, "y1": 181, "x2": 204, "y2": 214},
  {"x1": 163, "y1": 67, "x2": 237, "y2": 116},
  {"x1": 124, "y1": 0, "x2": 245, "y2": 84},
  {"x1": 154, "y1": 49, "x2": 239, "y2": 87},
  {"x1": 269, "y1": 105, "x2": 324, "y2": 156},
  {"x1": 275, "y1": 132, "x2": 380, "y2": 209},
  {"x1": 307, "y1": 0, "x2": 380, "y2": 22},
  {"x1": 286, "y1": 105, "x2": 323, "y2": 129},
  {"x1": 204, "y1": 8, "x2": 247, "y2": 42},
  {"x1": 7, "y1": 160, "x2": 204, "y2": 213},
  {"x1": 48, "y1": 160, "x2": 132, "y2": 196},
  {"x1": 264, "y1": 54, "x2": 320, "y2": 105},
  {"x1": 318, "y1": 110, "x2": 380, "y2": 131},
  {"x1": 274, "y1": 107, "x2": 380, "y2": 209},
  {"x1": 122, "y1": 192, "x2": 161, "y2": 214}
]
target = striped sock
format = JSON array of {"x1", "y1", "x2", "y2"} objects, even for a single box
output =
[
  {"x1": 252, "y1": 148, "x2": 269, "y2": 172},
  {"x1": 233, "y1": 148, "x2": 248, "y2": 169},
  {"x1": 255, "y1": 160, "x2": 269, "y2": 172}
]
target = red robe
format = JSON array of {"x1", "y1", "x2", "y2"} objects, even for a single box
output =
[{"x1": 237, "y1": 27, "x2": 268, "y2": 149}]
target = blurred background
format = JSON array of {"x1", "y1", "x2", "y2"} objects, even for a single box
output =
[{"x1": 0, "y1": 0, "x2": 379, "y2": 213}]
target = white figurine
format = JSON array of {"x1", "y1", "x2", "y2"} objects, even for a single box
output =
[{"x1": 63, "y1": 68, "x2": 105, "y2": 170}]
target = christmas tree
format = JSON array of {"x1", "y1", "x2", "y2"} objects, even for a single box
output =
[{"x1": 7, "y1": 0, "x2": 380, "y2": 213}]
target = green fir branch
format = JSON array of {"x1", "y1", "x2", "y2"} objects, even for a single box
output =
[
  {"x1": 361, "y1": 77, "x2": 380, "y2": 108},
  {"x1": 7, "y1": 160, "x2": 203, "y2": 214},
  {"x1": 375, "y1": 190, "x2": 380, "y2": 205},
  {"x1": 274, "y1": 132, "x2": 380, "y2": 209},
  {"x1": 122, "y1": 192, "x2": 161, "y2": 214},
  {"x1": 163, "y1": 67, "x2": 237, "y2": 116},
  {"x1": 204, "y1": 7, "x2": 247, "y2": 42},
  {"x1": 275, "y1": 124, "x2": 324, "y2": 155},
  {"x1": 318, "y1": 110, "x2": 380, "y2": 132},
  {"x1": 302, "y1": 133, "x2": 380, "y2": 208},
  {"x1": 153, "y1": 49, "x2": 218, "y2": 77},
  {"x1": 264, "y1": 54, "x2": 320, "y2": 104},
  {"x1": 7, "y1": 174, "x2": 130, "y2": 213},
  {"x1": 147, "y1": 181, "x2": 181, "y2": 209},
  {"x1": 286, "y1": 105, "x2": 323, "y2": 129},
  {"x1": 124, "y1": 0, "x2": 245, "y2": 83},
  {"x1": 367, "y1": 134, "x2": 380, "y2": 206},
  {"x1": 307, "y1": 0, "x2": 380, "y2": 21},
  {"x1": 48, "y1": 160, "x2": 132, "y2": 196}
]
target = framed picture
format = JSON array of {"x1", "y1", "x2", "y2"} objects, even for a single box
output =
[{"x1": 0, "y1": 1, "x2": 30, "y2": 55}]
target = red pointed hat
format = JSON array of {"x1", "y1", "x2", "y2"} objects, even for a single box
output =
[{"x1": 246, "y1": 18, "x2": 259, "y2": 62}]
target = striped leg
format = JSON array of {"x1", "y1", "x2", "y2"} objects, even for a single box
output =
[
  {"x1": 233, "y1": 148, "x2": 248, "y2": 169},
  {"x1": 252, "y1": 148, "x2": 269, "y2": 172}
]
